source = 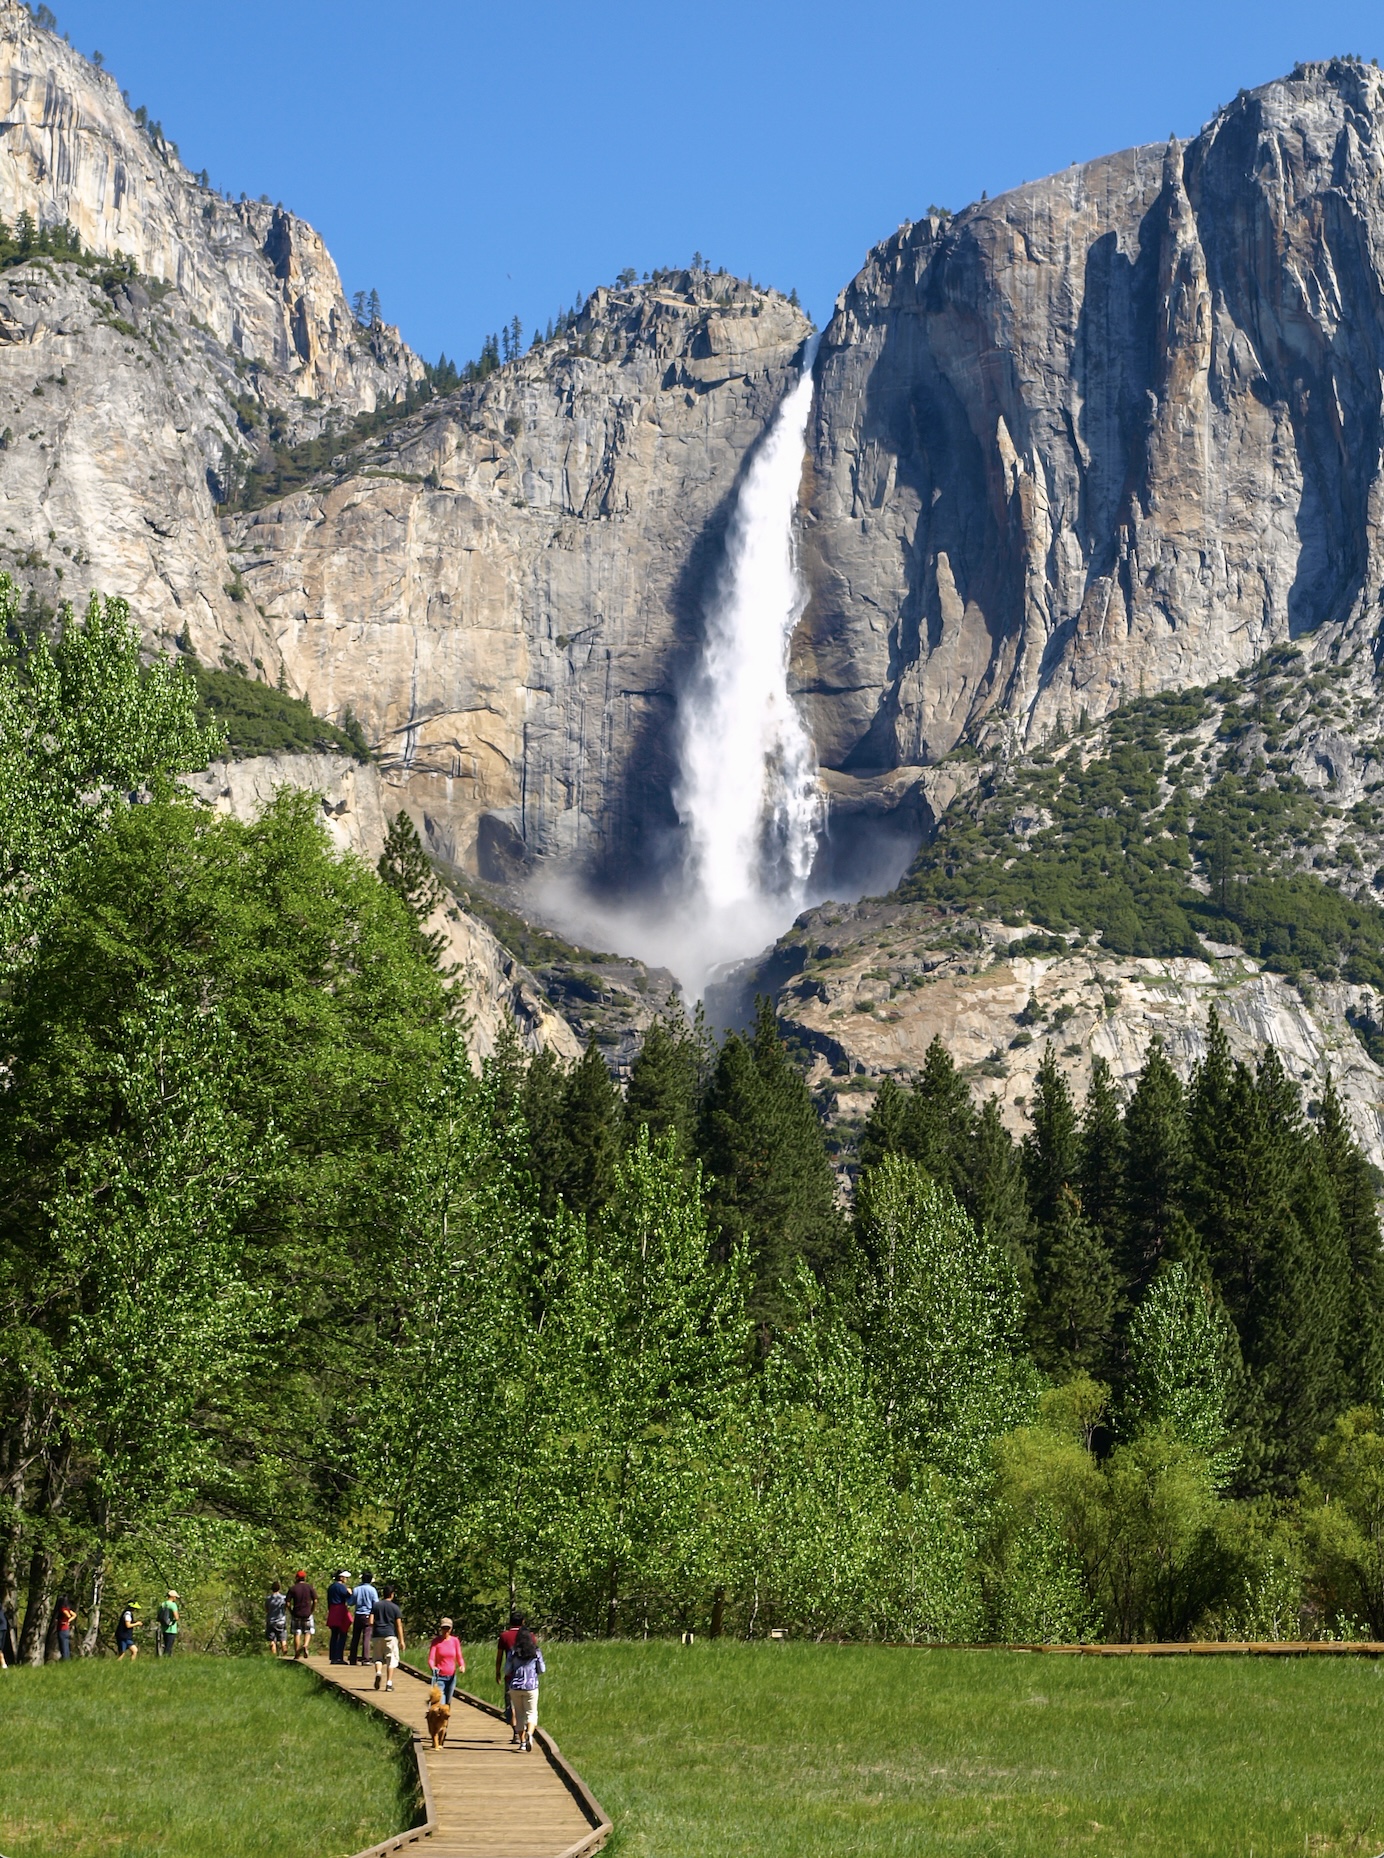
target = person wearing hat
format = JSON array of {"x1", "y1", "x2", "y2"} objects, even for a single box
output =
[
  {"x1": 325, "y1": 1570, "x2": 354, "y2": 1665},
  {"x1": 155, "y1": 1591, "x2": 179, "y2": 1656},
  {"x1": 115, "y1": 1600, "x2": 141, "y2": 1660},
  {"x1": 286, "y1": 1570, "x2": 317, "y2": 1660},
  {"x1": 428, "y1": 1617, "x2": 465, "y2": 1705}
]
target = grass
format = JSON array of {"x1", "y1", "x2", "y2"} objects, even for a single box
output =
[
  {"x1": 0, "y1": 1654, "x2": 415, "y2": 1858},
  {"x1": 538, "y1": 1641, "x2": 1384, "y2": 1857}
]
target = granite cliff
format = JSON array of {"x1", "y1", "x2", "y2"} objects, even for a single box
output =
[{"x1": 800, "y1": 57, "x2": 1384, "y2": 800}]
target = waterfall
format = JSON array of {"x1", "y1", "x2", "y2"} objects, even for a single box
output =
[
  {"x1": 535, "y1": 338, "x2": 824, "y2": 997},
  {"x1": 670, "y1": 336, "x2": 822, "y2": 984}
]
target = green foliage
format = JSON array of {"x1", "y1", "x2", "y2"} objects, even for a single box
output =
[
  {"x1": 377, "y1": 809, "x2": 449, "y2": 969},
  {"x1": 1122, "y1": 1265, "x2": 1239, "y2": 1485},
  {"x1": 895, "y1": 669, "x2": 1384, "y2": 987},
  {"x1": 0, "y1": 583, "x2": 219, "y2": 968},
  {"x1": 855, "y1": 1157, "x2": 1038, "y2": 1489},
  {"x1": 191, "y1": 661, "x2": 369, "y2": 760}
]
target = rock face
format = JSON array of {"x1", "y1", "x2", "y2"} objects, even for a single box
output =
[
  {"x1": 0, "y1": 1, "x2": 417, "y2": 409},
  {"x1": 229, "y1": 278, "x2": 812, "y2": 876},
  {"x1": 746, "y1": 896, "x2": 1384, "y2": 1174},
  {"x1": 798, "y1": 58, "x2": 1384, "y2": 786}
]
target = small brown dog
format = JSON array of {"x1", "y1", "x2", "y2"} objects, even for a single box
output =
[{"x1": 426, "y1": 1684, "x2": 451, "y2": 1748}]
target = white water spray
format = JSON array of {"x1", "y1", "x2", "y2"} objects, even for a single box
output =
[
  {"x1": 673, "y1": 337, "x2": 822, "y2": 954},
  {"x1": 536, "y1": 339, "x2": 825, "y2": 996}
]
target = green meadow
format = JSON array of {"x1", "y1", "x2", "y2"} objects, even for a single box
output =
[
  {"x1": 540, "y1": 1641, "x2": 1384, "y2": 1857},
  {"x1": 0, "y1": 1654, "x2": 414, "y2": 1858}
]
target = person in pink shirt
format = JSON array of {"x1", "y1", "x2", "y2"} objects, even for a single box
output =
[{"x1": 428, "y1": 1616, "x2": 466, "y2": 1704}]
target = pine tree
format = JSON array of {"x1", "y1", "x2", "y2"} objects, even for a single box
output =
[
  {"x1": 1121, "y1": 1037, "x2": 1191, "y2": 1293},
  {"x1": 1317, "y1": 1072, "x2": 1384, "y2": 1399},
  {"x1": 1022, "y1": 1044, "x2": 1080, "y2": 1229},
  {"x1": 1079, "y1": 1055, "x2": 1126, "y2": 1269},
  {"x1": 1035, "y1": 1184, "x2": 1118, "y2": 1380},
  {"x1": 376, "y1": 810, "x2": 448, "y2": 968},
  {"x1": 700, "y1": 1002, "x2": 843, "y2": 1333},
  {"x1": 624, "y1": 1014, "x2": 701, "y2": 1160},
  {"x1": 521, "y1": 1049, "x2": 569, "y2": 1219},
  {"x1": 964, "y1": 1096, "x2": 1032, "y2": 1294},
  {"x1": 560, "y1": 1039, "x2": 623, "y2": 1218},
  {"x1": 858, "y1": 1074, "x2": 908, "y2": 1171},
  {"x1": 899, "y1": 1035, "x2": 976, "y2": 1200},
  {"x1": 1187, "y1": 1005, "x2": 1236, "y2": 1253}
]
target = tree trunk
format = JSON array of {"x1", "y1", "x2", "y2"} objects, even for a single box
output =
[
  {"x1": 0, "y1": 1392, "x2": 34, "y2": 1648},
  {"x1": 17, "y1": 1440, "x2": 71, "y2": 1664},
  {"x1": 709, "y1": 1586, "x2": 725, "y2": 1639},
  {"x1": 604, "y1": 1560, "x2": 620, "y2": 1638},
  {"x1": 80, "y1": 1555, "x2": 104, "y2": 1657}
]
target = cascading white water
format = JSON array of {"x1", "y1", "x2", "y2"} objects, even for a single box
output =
[
  {"x1": 535, "y1": 339, "x2": 825, "y2": 996},
  {"x1": 668, "y1": 337, "x2": 823, "y2": 985}
]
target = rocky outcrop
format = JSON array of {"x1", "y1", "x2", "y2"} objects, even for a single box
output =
[
  {"x1": 748, "y1": 897, "x2": 1384, "y2": 1174},
  {"x1": 229, "y1": 278, "x2": 812, "y2": 877},
  {"x1": 0, "y1": 1, "x2": 418, "y2": 410},
  {"x1": 798, "y1": 58, "x2": 1384, "y2": 786}
]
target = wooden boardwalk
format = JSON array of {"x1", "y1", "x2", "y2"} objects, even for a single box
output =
[{"x1": 308, "y1": 1655, "x2": 609, "y2": 1858}]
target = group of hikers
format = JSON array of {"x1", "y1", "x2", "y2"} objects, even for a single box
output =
[
  {"x1": 268, "y1": 1570, "x2": 545, "y2": 1751},
  {"x1": 0, "y1": 1569, "x2": 546, "y2": 1747},
  {"x1": 0, "y1": 1590, "x2": 181, "y2": 1665}
]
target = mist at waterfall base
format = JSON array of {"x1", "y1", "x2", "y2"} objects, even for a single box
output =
[{"x1": 535, "y1": 338, "x2": 918, "y2": 1005}]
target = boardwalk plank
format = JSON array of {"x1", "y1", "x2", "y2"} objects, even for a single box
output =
[{"x1": 308, "y1": 1655, "x2": 604, "y2": 1858}]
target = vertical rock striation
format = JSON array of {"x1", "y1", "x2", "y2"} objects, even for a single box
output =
[{"x1": 798, "y1": 59, "x2": 1384, "y2": 781}]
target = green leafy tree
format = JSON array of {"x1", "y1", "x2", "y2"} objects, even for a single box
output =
[
  {"x1": 0, "y1": 585, "x2": 220, "y2": 965},
  {"x1": 539, "y1": 1132, "x2": 750, "y2": 1634},
  {"x1": 855, "y1": 1155, "x2": 1038, "y2": 1490},
  {"x1": 898, "y1": 1036, "x2": 977, "y2": 1200},
  {"x1": 1122, "y1": 1264, "x2": 1240, "y2": 1487}
]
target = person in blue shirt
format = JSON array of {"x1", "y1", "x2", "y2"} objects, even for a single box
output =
[
  {"x1": 326, "y1": 1570, "x2": 353, "y2": 1665},
  {"x1": 350, "y1": 1569, "x2": 379, "y2": 1666}
]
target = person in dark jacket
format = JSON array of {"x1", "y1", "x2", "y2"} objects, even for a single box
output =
[
  {"x1": 286, "y1": 1571, "x2": 316, "y2": 1660},
  {"x1": 325, "y1": 1570, "x2": 353, "y2": 1665}
]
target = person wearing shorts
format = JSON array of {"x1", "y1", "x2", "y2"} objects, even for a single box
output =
[
  {"x1": 266, "y1": 1583, "x2": 288, "y2": 1656},
  {"x1": 372, "y1": 1584, "x2": 404, "y2": 1692},
  {"x1": 504, "y1": 1627, "x2": 545, "y2": 1753},
  {"x1": 115, "y1": 1602, "x2": 140, "y2": 1660},
  {"x1": 286, "y1": 1570, "x2": 316, "y2": 1660}
]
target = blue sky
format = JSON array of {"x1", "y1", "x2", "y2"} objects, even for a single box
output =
[{"x1": 44, "y1": 0, "x2": 1384, "y2": 367}]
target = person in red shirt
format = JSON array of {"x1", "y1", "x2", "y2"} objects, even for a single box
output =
[
  {"x1": 494, "y1": 1610, "x2": 527, "y2": 1742},
  {"x1": 286, "y1": 1570, "x2": 317, "y2": 1661},
  {"x1": 55, "y1": 1594, "x2": 78, "y2": 1660},
  {"x1": 428, "y1": 1616, "x2": 466, "y2": 1704}
]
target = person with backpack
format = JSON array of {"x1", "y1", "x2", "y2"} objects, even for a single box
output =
[
  {"x1": 350, "y1": 1569, "x2": 378, "y2": 1666},
  {"x1": 494, "y1": 1609, "x2": 527, "y2": 1738},
  {"x1": 325, "y1": 1570, "x2": 353, "y2": 1665},
  {"x1": 114, "y1": 1600, "x2": 140, "y2": 1660},
  {"x1": 286, "y1": 1570, "x2": 316, "y2": 1660},
  {"x1": 428, "y1": 1617, "x2": 465, "y2": 1704},
  {"x1": 54, "y1": 1593, "x2": 77, "y2": 1659},
  {"x1": 155, "y1": 1592, "x2": 179, "y2": 1655},
  {"x1": 371, "y1": 1584, "x2": 404, "y2": 1692},
  {"x1": 265, "y1": 1582, "x2": 288, "y2": 1657},
  {"x1": 504, "y1": 1627, "x2": 545, "y2": 1753}
]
